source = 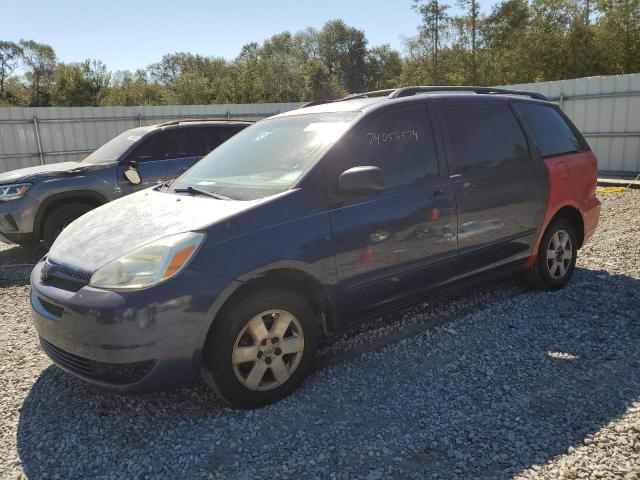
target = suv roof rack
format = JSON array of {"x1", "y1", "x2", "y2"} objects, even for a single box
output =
[
  {"x1": 388, "y1": 86, "x2": 549, "y2": 101},
  {"x1": 339, "y1": 89, "x2": 397, "y2": 101},
  {"x1": 155, "y1": 118, "x2": 254, "y2": 127},
  {"x1": 298, "y1": 89, "x2": 398, "y2": 109}
]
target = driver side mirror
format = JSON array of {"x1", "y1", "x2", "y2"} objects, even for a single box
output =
[
  {"x1": 124, "y1": 160, "x2": 142, "y2": 185},
  {"x1": 338, "y1": 166, "x2": 383, "y2": 195}
]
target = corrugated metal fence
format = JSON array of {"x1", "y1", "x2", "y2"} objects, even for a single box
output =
[
  {"x1": 499, "y1": 73, "x2": 640, "y2": 175},
  {"x1": 0, "y1": 103, "x2": 302, "y2": 173},
  {"x1": 1, "y1": 73, "x2": 639, "y2": 175}
]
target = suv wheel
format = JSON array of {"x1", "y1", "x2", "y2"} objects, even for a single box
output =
[
  {"x1": 202, "y1": 287, "x2": 319, "y2": 409},
  {"x1": 522, "y1": 217, "x2": 577, "y2": 291},
  {"x1": 42, "y1": 203, "x2": 93, "y2": 249}
]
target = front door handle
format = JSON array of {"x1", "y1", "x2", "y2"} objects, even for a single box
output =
[{"x1": 463, "y1": 182, "x2": 478, "y2": 194}]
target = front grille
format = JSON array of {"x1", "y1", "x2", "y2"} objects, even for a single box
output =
[
  {"x1": 45, "y1": 259, "x2": 92, "y2": 284},
  {"x1": 40, "y1": 338, "x2": 155, "y2": 385},
  {"x1": 40, "y1": 258, "x2": 92, "y2": 291}
]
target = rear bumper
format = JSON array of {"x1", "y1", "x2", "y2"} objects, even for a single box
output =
[
  {"x1": 30, "y1": 260, "x2": 239, "y2": 392},
  {"x1": 581, "y1": 196, "x2": 601, "y2": 245}
]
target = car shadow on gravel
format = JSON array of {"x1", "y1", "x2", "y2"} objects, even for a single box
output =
[
  {"x1": 0, "y1": 244, "x2": 44, "y2": 288},
  {"x1": 14, "y1": 267, "x2": 640, "y2": 479}
]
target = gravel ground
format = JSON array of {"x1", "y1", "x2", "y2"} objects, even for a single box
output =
[{"x1": 0, "y1": 190, "x2": 638, "y2": 480}]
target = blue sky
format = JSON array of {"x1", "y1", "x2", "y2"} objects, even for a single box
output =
[{"x1": 5, "y1": 0, "x2": 495, "y2": 72}]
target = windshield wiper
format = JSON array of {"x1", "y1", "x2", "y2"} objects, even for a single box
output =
[
  {"x1": 172, "y1": 186, "x2": 231, "y2": 200},
  {"x1": 159, "y1": 180, "x2": 174, "y2": 191}
]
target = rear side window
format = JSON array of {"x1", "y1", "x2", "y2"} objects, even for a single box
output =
[
  {"x1": 334, "y1": 105, "x2": 439, "y2": 190},
  {"x1": 193, "y1": 128, "x2": 223, "y2": 157},
  {"x1": 164, "y1": 129, "x2": 192, "y2": 159},
  {"x1": 515, "y1": 102, "x2": 582, "y2": 157},
  {"x1": 192, "y1": 126, "x2": 246, "y2": 156},
  {"x1": 440, "y1": 103, "x2": 529, "y2": 174}
]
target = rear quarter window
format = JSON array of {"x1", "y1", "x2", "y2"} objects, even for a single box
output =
[
  {"x1": 514, "y1": 102, "x2": 583, "y2": 157},
  {"x1": 440, "y1": 102, "x2": 530, "y2": 174}
]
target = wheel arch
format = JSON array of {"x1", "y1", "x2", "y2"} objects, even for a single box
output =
[
  {"x1": 553, "y1": 205, "x2": 585, "y2": 248},
  {"x1": 526, "y1": 201, "x2": 585, "y2": 268},
  {"x1": 203, "y1": 267, "x2": 337, "y2": 352},
  {"x1": 34, "y1": 190, "x2": 108, "y2": 240}
]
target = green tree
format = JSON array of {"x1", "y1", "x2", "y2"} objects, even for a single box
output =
[
  {"x1": 482, "y1": 0, "x2": 532, "y2": 84},
  {"x1": 0, "y1": 41, "x2": 23, "y2": 97},
  {"x1": 163, "y1": 72, "x2": 212, "y2": 105},
  {"x1": 456, "y1": 0, "x2": 481, "y2": 83},
  {"x1": 302, "y1": 59, "x2": 345, "y2": 101},
  {"x1": 365, "y1": 45, "x2": 403, "y2": 90},
  {"x1": 412, "y1": 0, "x2": 451, "y2": 84},
  {"x1": 100, "y1": 70, "x2": 165, "y2": 106},
  {"x1": 50, "y1": 59, "x2": 110, "y2": 106},
  {"x1": 317, "y1": 19, "x2": 369, "y2": 92},
  {"x1": 19, "y1": 39, "x2": 56, "y2": 106},
  {"x1": 594, "y1": 0, "x2": 640, "y2": 73}
]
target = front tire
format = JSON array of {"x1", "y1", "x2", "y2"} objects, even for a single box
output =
[
  {"x1": 523, "y1": 217, "x2": 577, "y2": 291},
  {"x1": 202, "y1": 287, "x2": 320, "y2": 409}
]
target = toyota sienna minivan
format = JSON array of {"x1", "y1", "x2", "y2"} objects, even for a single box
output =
[{"x1": 30, "y1": 87, "x2": 601, "y2": 408}]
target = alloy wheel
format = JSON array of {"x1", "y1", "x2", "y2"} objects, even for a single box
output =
[
  {"x1": 231, "y1": 309, "x2": 305, "y2": 391},
  {"x1": 546, "y1": 229, "x2": 572, "y2": 279}
]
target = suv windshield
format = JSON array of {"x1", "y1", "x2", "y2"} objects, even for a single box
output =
[
  {"x1": 171, "y1": 112, "x2": 359, "y2": 199},
  {"x1": 83, "y1": 128, "x2": 150, "y2": 164}
]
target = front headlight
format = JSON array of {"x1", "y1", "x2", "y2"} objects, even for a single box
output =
[
  {"x1": 0, "y1": 183, "x2": 31, "y2": 201},
  {"x1": 89, "y1": 232, "x2": 206, "y2": 290}
]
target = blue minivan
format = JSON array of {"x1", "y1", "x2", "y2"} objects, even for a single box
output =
[{"x1": 30, "y1": 87, "x2": 600, "y2": 408}]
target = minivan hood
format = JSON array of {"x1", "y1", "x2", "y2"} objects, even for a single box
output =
[
  {"x1": 49, "y1": 188, "x2": 261, "y2": 272},
  {"x1": 0, "y1": 161, "x2": 89, "y2": 184}
]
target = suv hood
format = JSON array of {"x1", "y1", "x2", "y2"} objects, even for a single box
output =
[
  {"x1": 49, "y1": 188, "x2": 262, "y2": 273},
  {"x1": 0, "y1": 161, "x2": 90, "y2": 184}
]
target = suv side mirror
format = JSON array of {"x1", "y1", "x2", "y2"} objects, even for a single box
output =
[
  {"x1": 338, "y1": 166, "x2": 383, "y2": 195},
  {"x1": 124, "y1": 161, "x2": 142, "y2": 185}
]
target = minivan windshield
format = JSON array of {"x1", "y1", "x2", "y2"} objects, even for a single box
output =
[
  {"x1": 83, "y1": 128, "x2": 150, "y2": 164},
  {"x1": 170, "y1": 112, "x2": 359, "y2": 199}
]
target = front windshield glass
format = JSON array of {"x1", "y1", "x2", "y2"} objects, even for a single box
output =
[
  {"x1": 171, "y1": 112, "x2": 359, "y2": 199},
  {"x1": 83, "y1": 128, "x2": 149, "y2": 164}
]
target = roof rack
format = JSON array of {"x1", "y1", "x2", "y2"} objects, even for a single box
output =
[
  {"x1": 389, "y1": 86, "x2": 549, "y2": 101},
  {"x1": 298, "y1": 89, "x2": 400, "y2": 109},
  {"x1": 299, "y1": 86, "x2": 548, "y2": 109},
  {"x1": 339, "y1": 89, "x2": 397, "y2": 101},
  {"x1": 155, "y1": 118, "x2": 254, "y2": 127},
  {"x1": 299, "y1": 100, "x2": 333, "y2": 109}
]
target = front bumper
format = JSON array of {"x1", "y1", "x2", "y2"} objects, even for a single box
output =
[
  {"x1": 0, "y1": 199, "x2": 37, "y2": 244},
  {"x1": 30, "y1": 260, "x2": 238, "y2": 391}
]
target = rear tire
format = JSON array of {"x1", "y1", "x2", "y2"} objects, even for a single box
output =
[
  {"x1": 202, "y1": 287, "x2": 320, "y2": 409},
  {"x1": 42, "y1": 203, "x2": 93, "y2": 249},
  {"x1": 522, "y1": 217, "x2": 577, "y2": 291}
]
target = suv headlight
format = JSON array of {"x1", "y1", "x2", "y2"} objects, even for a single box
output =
[
  {"x1": 89, "y1": 232, "x2": 206, "y2": 290},
  {"x1": 0, "y1": 183, "x2": 31, "y2": 201}
]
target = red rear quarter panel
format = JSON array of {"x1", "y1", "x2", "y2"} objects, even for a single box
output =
[{"x1": 526, "y1": 151, "x2": 601, "y2": 267}]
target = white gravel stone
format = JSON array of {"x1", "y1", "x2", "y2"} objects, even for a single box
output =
[{"x1": 0, "y1": 190, "x2": 638, "y2": 479}]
